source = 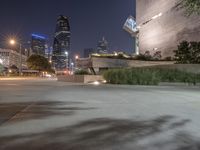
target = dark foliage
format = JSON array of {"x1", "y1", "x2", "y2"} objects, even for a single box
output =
[
  {"x1": 103, "y1": 68, "x2": 200, "y2": 85},
  {"x1": 74, "y1": 70, "x2": 90, "y2": 75},
  {"x1": 176, "y1": 0, "x2": 200, "y2": 16},
  {"x1": 174, "y1": 41, "x2": 200, "y2": 64},
  {"x1": 27, "y1": 55, "x2": 52, "y2": 72}
]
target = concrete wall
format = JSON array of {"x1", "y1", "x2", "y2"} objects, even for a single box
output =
[
  {"x1": 136, "y1": 0, "x2": 200, "y2": 57},
  {"x1": 57, "y1": 75, "x2": 104, "y2": 83},
  {"x1": 91, "y1": 57, "x2": 174, "y2": 68},
  {"x1": 57, "y1": 75, "x2": 85, "y2": 83},
  {"x1": 77, "y1": 57, "x2": 200, "y2": 74}
]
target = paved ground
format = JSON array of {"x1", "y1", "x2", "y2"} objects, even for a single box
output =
[{"x1": 0, "y1": 79, "x2": 200, "y2": 150}]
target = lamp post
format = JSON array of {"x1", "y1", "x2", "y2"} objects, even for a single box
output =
[
  {"x1": 65, "y1": 51, "x2": 69, "y2": 71},
  {"x1": 71, "y1": 62, "x2": 74, "y2": 73},
  {"x1": 74, "y1": 55, "x2": 79, "y2": 70},
  {"x1": 9, "y1": 39, "x2": 22, "y2": 76}
]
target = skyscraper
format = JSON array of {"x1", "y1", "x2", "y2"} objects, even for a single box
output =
[
  {"x1": 52, "y1": 15, "x2": 71, "y2": 71},
  {"x1": 83, "y1": 48, "x2": 96, "y2": 58},
  {"x1": 97, "y1": 37, "x2": 108, "y2": 54},
  {"x1": 31, "y1": 34, "x2": 46, "y2": 56}
]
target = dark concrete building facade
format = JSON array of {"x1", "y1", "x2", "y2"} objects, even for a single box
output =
[
  {"x1": 136, "y1": 0, "x2": 200, "y2": 58},
  {"x1": 52, "y1": 15, "x2": 71, "y2": 71}
]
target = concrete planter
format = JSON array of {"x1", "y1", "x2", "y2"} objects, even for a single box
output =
[
  {"x1": 57, "y1": 75, "x2": 104, "y2": 83},
  {"x1": 159, "y1": 82, "x2": 200, "y2": 86}
]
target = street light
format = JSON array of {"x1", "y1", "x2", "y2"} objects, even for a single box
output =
[
  {"x1": 152, "y1": 13, "x2": 162, "y2": 20},
  {"x1": 65, "y1": 51, "x2": 69, "y2": 70},
  {"x1": 75, "y1": 55, "x2": 79, "y2": 60},
  {"x1": 74, "y1": 55, "x2": 80, "y2": 72},
  {"x1": 71, "y1": 62, "x2": 74, "y2": 73},
  {"x1": 9, "y1": 39, "x2": 22, "y2": 76},
  {"x1": 9, "y1": 39, "x2": 16, "y2": 45}
]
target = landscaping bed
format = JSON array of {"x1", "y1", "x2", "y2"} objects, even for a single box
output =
[{"x1": 103, "y1": 68, "x2": 200, "y2": 85}]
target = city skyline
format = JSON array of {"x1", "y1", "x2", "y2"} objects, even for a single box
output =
[{"x1": 0, "y1": 0, "x2": 136, "y2": 55}]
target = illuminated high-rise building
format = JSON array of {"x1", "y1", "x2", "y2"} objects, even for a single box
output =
[
  {"x1": 52, "y1": 15, "x2": 70, "y2": 70},
  {"x1": 31, "y1": 34, "x2": 46, "y2": 56},
  {"x1": 97, "y1": 37, "x2": 108, "y2": 54},
  {"x1": 84, "y1": 48, "x2": 96, "y2": 58}
]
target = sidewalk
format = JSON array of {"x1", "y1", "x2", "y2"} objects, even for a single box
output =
[{"x1": 0, "y1": 77, "x2": 57, "y2": 81}]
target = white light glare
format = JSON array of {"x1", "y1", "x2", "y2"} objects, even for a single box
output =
[
  {"x1": 102, "y1": 80, "x2": 107, "y2": 83},
  {"x1": 152, "y1": 13, "x2": 162, "y2": 20},
  {"x1": 65, "y1": 51, "x2": 69, "y2": 55},
  {"x1": 75, "y1": 55, "x2": 79, "y2": 59},
  {"x1": 93, "y1": 81, "x2": 100, "y2": 85},
  {"x1": 10, "y1": 39, "x2": 16, "y2": 45}
]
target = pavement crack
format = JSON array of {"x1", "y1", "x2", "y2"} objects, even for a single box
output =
[{"x1": 0, "y1": 103, "x2": 36, "y2": 126}]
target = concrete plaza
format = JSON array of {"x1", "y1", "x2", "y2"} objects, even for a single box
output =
[{"x1": 0, "y1": 79, "x2": 200, "y2": 150}]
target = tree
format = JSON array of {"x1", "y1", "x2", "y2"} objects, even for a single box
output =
[
  {"x1": 174, "y1": 41, "x2": 200, "y2": 64},
  {"x1": 177, "y1": 0, "x2": 200, "y2": 16},
  {"x1": 153, "y1": 51, "x2": 162, "y2": 60},
  {"x1": 0, "y1": 64, "x2": 3, "y2": 73},
  {"x1": 27, "y1": 55, "x2": 52, "y2": 72}
]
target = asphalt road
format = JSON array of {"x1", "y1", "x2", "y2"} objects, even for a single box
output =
[{"x1": 0, "y1": 79, "x2": 200, "y2": 150}]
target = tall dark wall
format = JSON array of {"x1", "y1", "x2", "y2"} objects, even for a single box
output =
[{"x1": 136, "y1": 0, "x2": 200, "y2": 57}]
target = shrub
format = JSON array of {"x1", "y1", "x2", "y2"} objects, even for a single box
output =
[
  {"x1": 174, "y1": 41, "x2": 200, "y2": 64},
  {"x1": 104, "y1": 68, "x2": 161, "y2": 85},
  {"x1": 153, "y1": 51, "x2": 162, "y2": 60},
  {"x1": 136, "y1": 54, "x2": 152, "y2": 61},
  {"x1": 164, "y1": 57, "x2": 173, "y2": 61},
  {"x1": 136, "y1": 51, "x2": 163, "y2": 61},
  {"x1": 103, "y1": 68, "x2": 200, "y2": 85},
  {"x1": 74, "y1": 70, "x2": 90, "y2": 75}
]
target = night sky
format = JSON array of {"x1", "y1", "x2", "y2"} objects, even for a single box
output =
[{"x1": 0, "y1": 0, "x2": 135, "y2": 56}]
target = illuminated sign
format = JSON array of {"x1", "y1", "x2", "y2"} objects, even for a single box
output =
[
  {"x1": 123, "y1": 16, "x2": 138, "y2": 36},
  {"x1": 31, "y1": 34, "x2": 46, "y2": 39}
]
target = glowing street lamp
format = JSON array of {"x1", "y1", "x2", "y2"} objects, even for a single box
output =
[
  {"x1": 65, "y1": 51, "x2": 69, "y2": 70},
  {"x1": 75, "y1": 55, "x2": 79, "y2": 60},
  {"x1": 9, "y1": 39, "x2": 16, "y2": 45},
  {"x1": 152, "y1": 13, "x2": 162, "y2": 20},
  {"x1": 9, "y1": 39, "x2": 22, "y2": 75}
]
